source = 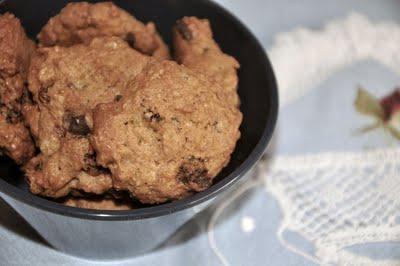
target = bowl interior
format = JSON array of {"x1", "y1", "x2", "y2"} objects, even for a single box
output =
[{"x1": 0, "y1": 0, "x2": 278, "y2": 219}]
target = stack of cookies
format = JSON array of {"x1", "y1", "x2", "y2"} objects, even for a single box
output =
[{"x1": 0, "y1": 2, "x2": 242, "y2": 210}]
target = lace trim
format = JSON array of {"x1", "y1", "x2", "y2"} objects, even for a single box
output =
[
  {"x1": 270, "y1": 13, "x2": 400, "y2": 107},
  {"x1": 260, "y1": 147, "x2": 400, "y2": 264},
  {"x1": 208, "y1": 12, "x2": 400, "y2": 265}
]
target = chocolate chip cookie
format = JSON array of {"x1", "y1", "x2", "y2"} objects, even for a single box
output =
[
  {"x1": 0, "y1": 13, "x2": 36, "y2": 164},
  {"x1": 173, "y1": 17, "x2": 240, "y2": 107},
  {"x1": 38, "y1": 1, "x2": 170, "y2": 60},
  {"x1": 64, "y1": 196, "x2": 133, "y2": 210},
  {"x1": 24, "y1": 37, "x2": 153, "y2": 197},
  {"x1": 91, "y1": 60, "x2": 242, "y2": 204}
]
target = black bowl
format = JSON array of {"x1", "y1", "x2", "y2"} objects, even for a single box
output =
[
  {"x1": 0, "y1": 0, "x2": 278, "y2": 259},
  {"x1": 0, "y1": 0, "x2": 277, "y2": 222}
]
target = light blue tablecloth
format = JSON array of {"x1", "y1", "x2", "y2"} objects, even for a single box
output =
[{"x1": 1, "y1": 0, "x2": 400, "y2": 265}]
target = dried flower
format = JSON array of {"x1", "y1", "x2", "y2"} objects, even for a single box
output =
[{"x1": 355, "y1": 87, "x2": 400, "y2": 139}]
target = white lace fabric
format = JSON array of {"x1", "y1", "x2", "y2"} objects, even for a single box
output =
[
  {"x1": 208, "y1": 13, "x2": 400, "y2": 266},
  {"x1": 270, "y1": 13, "x2": 400, "y2": 108},
  {"x1": 259, "y1": 12, "x2": 400, "y2": 265},
  {"x1": 260, "y1": 148, "x2": 400, "y2": 265}
]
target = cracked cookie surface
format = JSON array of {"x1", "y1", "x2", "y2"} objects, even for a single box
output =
[
  {"x1": 24, "y1": 37, "x2": 153, "y2": 197},
  {"x1": 38, "y1": 1, "x2": 170, "y2": 60},
  {"x1": 173, "y1": 17, "x2": 240, "y2": 107},
  {"x1": 91, "y1": 60, "x2": 242, "y2": 204},
  {"x1": 0, "y1": 13, "x2": 36, "y2": 164}
]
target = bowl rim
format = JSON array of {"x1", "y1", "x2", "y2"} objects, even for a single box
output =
[{"x1": 0, "y1": 0, "x2": 279, "y2": 221}]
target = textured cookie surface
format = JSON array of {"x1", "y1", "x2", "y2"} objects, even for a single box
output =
[
  {"x1": 64, "y1": 197, "x2": 133, "y2": 210},
  {"x1": 0, "y1": 13, "x2": 36, "y2": 164},
  {"x1": 38, "y1": 1, "x2": 170, "y2": 59},
  {"x1": 173, "y1": 17, "x2": 240, "y2": 107},
  {"x1": 92, "y1": 60, "x2": 242, "y2": 204},
  {"x1": 25, "y1": 37, "x2": 152, "y2": 197}
]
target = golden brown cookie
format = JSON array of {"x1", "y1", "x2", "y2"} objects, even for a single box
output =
[
  {"x1": 38, "y1": 1, "x2": 170, "y2": 60},
  {"x1": 0, "y1": 13, "x2": 36, "y2": 164},
  {"x1": 63, "y1": 196, "x2": 133, "y2": 210},
  {"x1": 173, "y1": 17, "x2": 240, "y2": 107},
  {"x1": 91, "y1": 61, "x2": 242, "y2": 204},
  {"x1": 24, "y1": 37, "x2": 153, "y2": 198}
]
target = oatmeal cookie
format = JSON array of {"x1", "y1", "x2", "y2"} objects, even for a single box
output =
[
  {"x1": 92, "y1": 61, "x2": 242, "y2": 204},
  {"x1": 0, "y1": 13, "x2": 36, "y2": 164},
  {"x1": 24, "y1": 37, "x2": 152, "y2": 197},
  {"x1": 64, "y1": 196, "x2": 133, "y2": 210},
  {"x1": 38, "y1": 2, "x2": 170, "y2": 59},
  {"x1": 173, "y1": 17, "x2": 240, "y2": 107}
]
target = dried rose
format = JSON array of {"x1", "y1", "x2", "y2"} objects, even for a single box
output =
[{"x1": 355, "y1": 87, "x2": 400, "y2": 139}]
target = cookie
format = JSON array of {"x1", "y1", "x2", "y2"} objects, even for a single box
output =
[
  {"x1": 24, "y1": 37, "x2": 153, "y2": 197},
  {"x1": 63, "y1": 196, "x2": 133, "y2": 210},
  {"x1": 91, "y1": 60, "x2": 242, "y2": 204},
  {"x1": 0, "y1": 13, "x2": 36, "y2": 164},
  {"x1": 38, "y1": 1, "x2": 170, "y2": 59},
  {"x1": 173, "y1": 17, "x2": 240, "y2": 107}
]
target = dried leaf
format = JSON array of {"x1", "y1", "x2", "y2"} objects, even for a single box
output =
[
  {"x1": 358, "y1": 122, "x2": 382, "y2": 134},
  {"x1": 386, "y1": 111, "x2": 400, "y2": 140},
  {"x1": 386, "y1": 124, "x2": 400, "y2": 140},
  {"x1": 354, "y1": 87, "x2": 385, "y2": 120}
]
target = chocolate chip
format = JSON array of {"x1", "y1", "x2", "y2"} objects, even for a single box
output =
[
  {"x1": 114, "y1": 95, "x2": 123, "y2": 102},
  {"x1": 150, "y1": 113, "x2": 162, "y2": 122},
  {"x1": 21, "y1": 90, "x2": 34, "y2": 105},
  {"x1": 177, "y1": 157, "x2": 211, "y2": 191},
  {"x1": 6, "y1": 109, "x2": 21, "y2": 124},
  {"x1": 126, "y1": 33, "x2": 136, "y2": 48},
  {"x1": 144, "y1": 109, "x2": 163, "y2": 122},
  {"x1": 39, "y1": 88, "x2": 50, "y2": 104},
  {"x1": 66, "y1": 115, "x2": 91, "y2": 136},
  {"x1": 176, "y1": 20, "x2": 193, "y2": 41}
]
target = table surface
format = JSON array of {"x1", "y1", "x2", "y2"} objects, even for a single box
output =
[{"x1": 2, "y1": 0, "x2": 400, "y2": 265}]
